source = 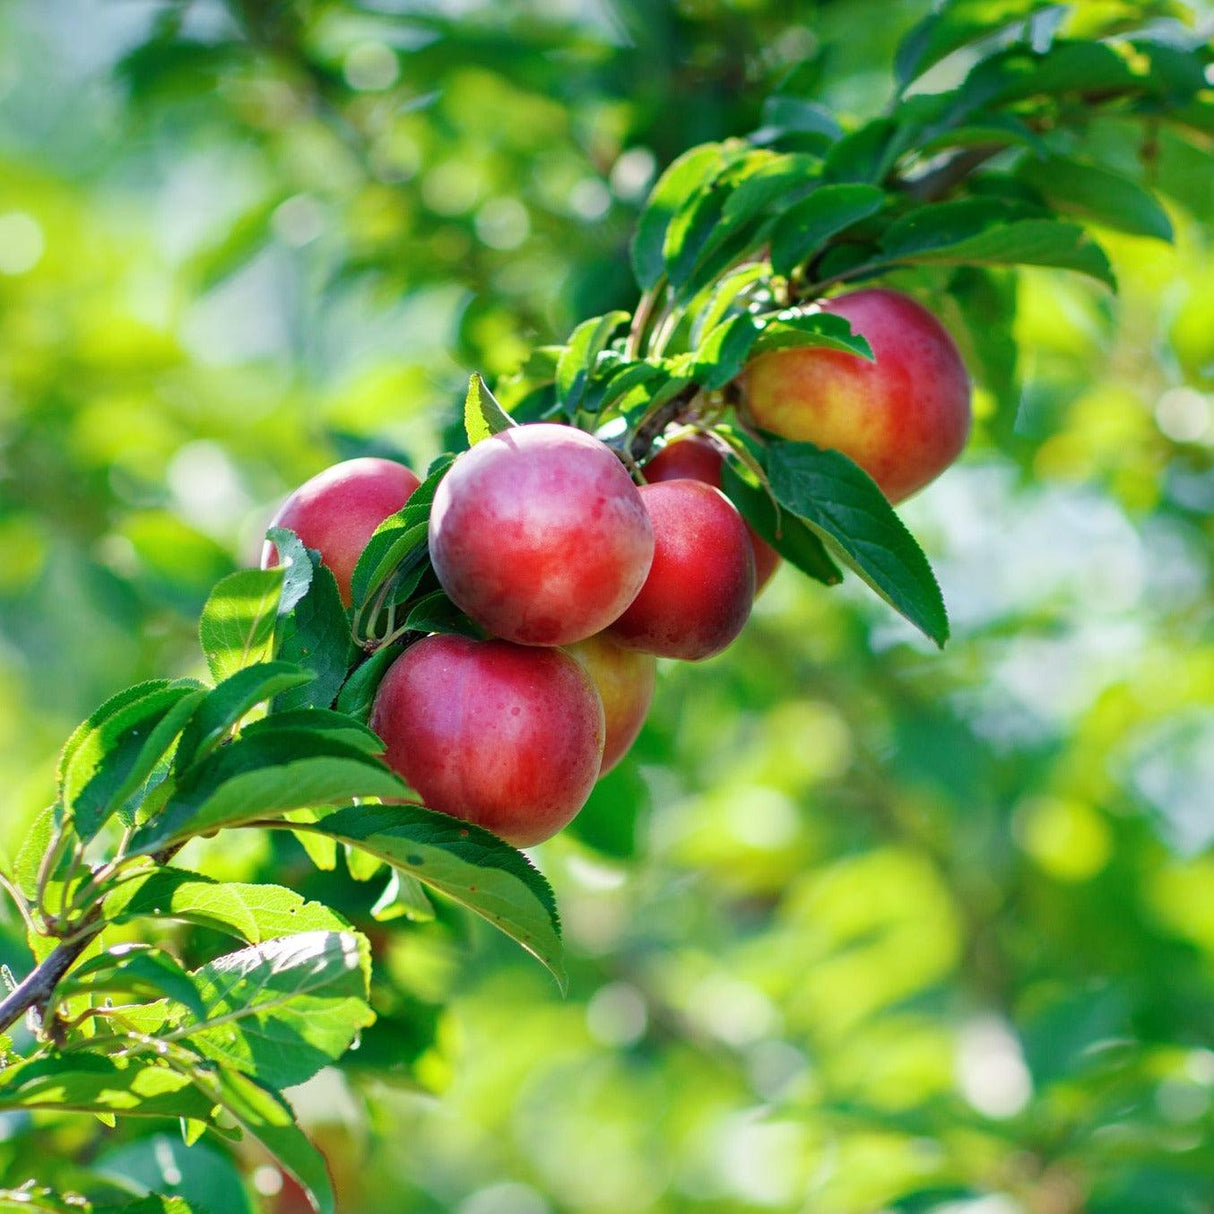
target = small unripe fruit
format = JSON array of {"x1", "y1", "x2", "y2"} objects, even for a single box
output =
[
  {"x1": 262, "y1": 457, "x2": 421, "y2": 605},
  {"x1": 645, "y1": 435, "x2": 781, "y2": 592},
  {"x1": 610, "y1": 480, "x2": 755, "y2": 661},
  {"x1": 741, "y1": 288, "x2": 971, "y2": 503},
  {"x1": 429, "y1": 424, "x2": 655, "y2": 647},
  {"x1": 564, "y1": 633, "x2": 656, "y2": 774},
  {"x1": 371, "y1": 634, "x2": 605, "y2": 846}
]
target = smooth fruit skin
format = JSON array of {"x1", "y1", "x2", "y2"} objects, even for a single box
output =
[
  {"x1": 564, "y1": 633, "x2": 656, "y2": 774},
  {"x1": 741, "y1": 288, "x2": 971, "y2": 503},
  {"x1": 429, "y1": 423, "x2": 655, "y2": 646},
  {"x1": 610, "y1": 480, "x2": 755, "y2": 661},
  {"x1": 371, "y1": 634, "x2": 605, "y2": 847},
  {"x1": 262, "y1": 457, "x2": 421, "y2": 605},
  {"x1": 644, "y1": 435, "x2": 781, "y2": 592}
]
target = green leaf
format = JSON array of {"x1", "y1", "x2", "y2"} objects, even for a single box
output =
[
  {"x1": 199, "y1": 568, "x2": 285, "y2": 684},
  {"x1": 694, "y1": 310, "x2": 871, "y2": 393},
  {"x1": 371, "y1": 869, "x2": 435, "y2": 923},
  {"x1": 555, "y1": 312, "x2": 630, "y2": 413},
  {"x1": 14, "y1": 804, "x2": 58, "y2": 901},
  {"x1": 769, "y1": 183, "x2": 887, "y2": 277},
  {"x1": 0, "y1": 1186, "x2": 96, "y2": 1214},
  {"x1": 241, "y1": 709, "x2": 385, "y2": 754},
  {"x1": 105, "y1": 871, "x2": 357, "y2": 944},
  {"x1": 0, "y1": 1053, "x2": 216, "y2": 1120},
  {"x1": 59, "y1": 680, "x2": 171, "y2": 798},
  {"x1": 175, "y1": 661, "x2": 313, "y2": 772},
  {"x1": 285, "y1": 803, "x2": 566, "y2": 991},
  {"x1": 95, "y1": 1133, "x2": 252, "y2": 1214},
  {"x1": 766, "y1": 441, "x2": 950, "y2": 646},
  {"x1": 689, "y1": 263, "x2": 767, "y2": 348},
  {"x1": 663, "y1": 149, "x2": 771, "y2": 290},
  {"x1": 942, "y1": 266, "x2": 1020, "y2": 431},
  {"x1": 756, "y1": 96, "x2": 841, "y2": 143},
  {"x1": 65, "y1": 683, "x2": 206, "y2": 841},
  {"x1": 879, "y1": 200, "x2": 1116, "y2": 289},
  {"x1": 167, "y1": 930, "x2": 374, "y2": 1089},
  {"x1": 719, "y1": 461, "x2": 843, "y2": 586},
  {"x1": 273, "y1": 559, "x2": 352, "y2": 711},
  {"x1": 56, "y1": 943, "x2": 207, "y2": 1020},
  {"x1": 822, "y1": 119, "x2": 903, "y2": 185},
  {"x1": 631, "y1": 143, "x2": 727, "y2": 289},
  {"x1": 1017, "y1": 154, "x2": 1173, "y2": 241},
  {"x1": 895, "y1": 0, "x2": 1053, "y2": 88},
  {"x1": 263, "y1": 526, "x2": 314, "y2": 615},
  {"x1": 335, "y1": 647, "x2": 402, "y2": 724},
  {"x1": 187, "y1": 1065, "x2": 334, "y2": 1214},
  {"x1": 402, "y1": 589, "x2": 481, "y2": 637},
  {"x1": 132, "y1": 731, "x2": 408, "y2": 852},
  {"x1": 464, "y1": 373, "x2": 516, "y2": 445}
]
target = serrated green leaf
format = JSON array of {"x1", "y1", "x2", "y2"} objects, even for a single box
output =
[
  {"x1": 66, "y1": 684, "x2": 206, "y2": 841},
  {"x1": 283, "y1": 803, "x2": 566, "y2": 991},
  {"x1": 1017, "y1": 154, "x2": 1173, "y2": 241},
  {"x1": 56, "y1": 943, "x2": 207, "y2": 1020},
  {"x1": 263, "y1": 526, "x2": 314, "y2": 615},
  {"x1": 106, "y1": 871, "x2": 357, "y2": 944},
  {"x1": 769, "y1": 183, "x2": 887, "y2": 277},
  {"x1": 766, "y1": 441, "x2": 950, "y2": 645},
  {"x1": 879, "y1": 200, "x2": 1116, "y2": 288},
  {"x1": 335, "y1": 647, "x2": 402, "y2": 724},
  {"x1": 555, "y1": 312, "x2": 630, "y2": 413},
  {"x1": 241, "y1": 709, "x2": 385, "y2": 754},
  {"x1": 689, "y1": 263, "x2": 767, "y2": 348},
  {"x1": 175, "y1": 661, "x2": 313, "y2": 772},
  {"x1": 0, "y1": 1053, "x2": 216, "y2": 1120},
  {"x1": 199, "y1": 568, "x2": 285, "y2": 684},
  {"x1": 15, "y1": 805, "x2": 58, "y2": 901},
  {"x1": 58, "y1": 680, "x2": 172, "y2": 797},
  {"x1": 274, "y1": 560, "x2": 352, "y2": 711},
  {"x1": 131, "y1": 731, "x2": 408, "y2": 852},
  {"x1": 166, "y1": 930, "x2": 374, "y2": 1089},
  {"x1": 631, "y1": 143, "x2": 728, "y2": 289},
  {"x1": 719, "y1": 461, "x2": 843, "y2": 586},
  {"x1": 464, "y1": 373, "x2": 516, "y2": 445}
]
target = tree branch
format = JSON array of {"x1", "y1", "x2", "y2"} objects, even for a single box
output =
[{"x1": 0, "y1": 922, "x2": 101, "y2": 1035}]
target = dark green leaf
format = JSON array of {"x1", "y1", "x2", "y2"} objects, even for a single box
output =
[
  {"x1": 199, "y1": 568, "x2": 285, "y2": 683},
  {"x1": 286, "y1": 803, "x2": 565, "y2": 991},
  {"x1": 175, "y1": 661, "x2": 313, "y2": 772},
  {"x1": 1017, "y1": 154, "x2": 1173, "y2": 240},
  {"x1": 879, "y1": 199, "x2": 1116, "y2": 288},
  {"x1": 719, "y1": 461, "x2": 843, "y2": 586},
  {"x1": 631, "y1": 143, "x2": 728, "y2": 289},
  {"x1": 769, "y1": 183, "x2": 887, "y2": 277},
  {"x1": 766, "y1": 441, "x2": 950, "y2": 645},
  {"x1": 822, "y1": 119, "x2": 903, "y2": 185},
  {"x1": 556, "y1": 312, "x2": 629, "y2": 412},
  {"x1": 241, "y1": 709, "x2": 385, "y2": 754},
  {"x1": 464, "y1": 373, "x2": 516, "y2": 444},
  {"x1": 274, "y1": 560, "x2": 352, "y2": 711},
  {"x1": 131, "y1": 731, "x2": 408, "y2": 852},
  {"x1": 335, "y1": 647, "x2": 402, "y2": 724}
]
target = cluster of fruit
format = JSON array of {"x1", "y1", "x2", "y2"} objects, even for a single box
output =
[{"x1": 263, "y1": 288, "x2": 971, "y2": 847}]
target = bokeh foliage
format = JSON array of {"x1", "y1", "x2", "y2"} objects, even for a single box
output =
[{"x1": 1, "y1": 1, "x2": 1213, "y2": 1212}]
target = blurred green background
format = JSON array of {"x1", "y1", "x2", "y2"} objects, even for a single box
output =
[{"x1": 1, "y1": 1, "x2": 1213, "y2": 1211}]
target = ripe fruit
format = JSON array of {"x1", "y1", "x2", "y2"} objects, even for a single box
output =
[
  {"x1": 610, "y1": 480, "x2": 755, "y2": 661},
  {"x1": 262, "y1": 457, "x2": 421, "y2": 605},
  {"x1": 564, "y1": 633, "x2": 656, "y2": 774},
  {"x1": 429, "y1": 424, "x2": 655, "y2": 647},
  {"x1": 371, "y1": 635, "x2": 605, "y2": 846},
  {"x1": 741, "y1": 288, "x2": 971, "y2": 503},
  {"x1": 645, "y1": 435, "x2": 781, "y2": 592}
]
